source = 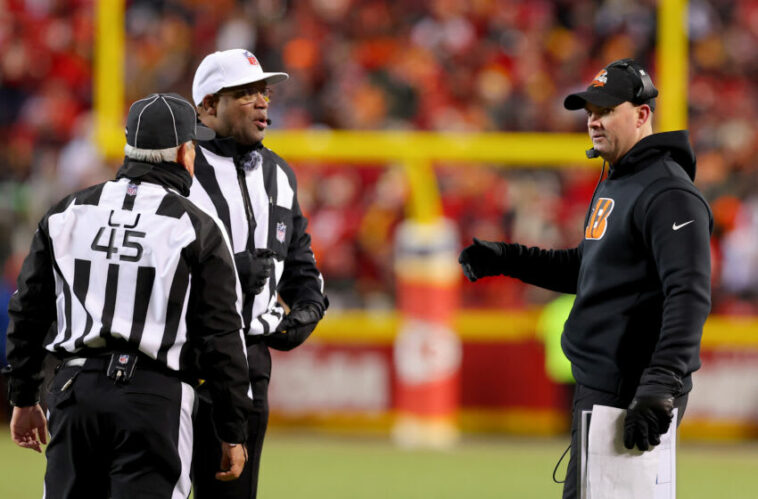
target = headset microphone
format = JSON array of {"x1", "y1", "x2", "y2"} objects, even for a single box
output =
[
  {"x1": 586, "y1": 148, "x2": 601, "y2": 159},
  {"x1": 266, "y1": 118, "x2": 272, "y2": 125}
]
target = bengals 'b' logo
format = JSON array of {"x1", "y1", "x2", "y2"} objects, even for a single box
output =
[{"x1": 585, "y1": 197, "x2": 615, "y2": 240}]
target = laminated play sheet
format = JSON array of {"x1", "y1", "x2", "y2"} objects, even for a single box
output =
[{"x1": 580, "y1": 405, "x2": 676, "y2": 499}]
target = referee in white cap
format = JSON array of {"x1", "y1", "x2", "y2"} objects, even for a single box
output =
[
  {"x1": 7, "y1": 93, "x2": 254, "y2": 498},
  {"x1": 189, "y1": 49, "x2": 329, "y2": 499}
]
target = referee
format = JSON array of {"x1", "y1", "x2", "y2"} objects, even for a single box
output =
[
  {"x1": 189, "y1": 49, "x2": 329, "y2": 499},
  {"x1": 6, "y1": 93, "x2": 254, "y2": 498}
]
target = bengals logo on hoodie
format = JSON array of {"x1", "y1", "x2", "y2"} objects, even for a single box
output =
[{"x1": 585, "y1": 197, "x2": 614, "y2": 239}]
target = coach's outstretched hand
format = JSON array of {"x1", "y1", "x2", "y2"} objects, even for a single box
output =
[
  {"x1": 623, "y1": 395, "x2": 674, "y2": 451},
  {"x1": 458, "y1": 238, "x2": 507, "y2": 282}
]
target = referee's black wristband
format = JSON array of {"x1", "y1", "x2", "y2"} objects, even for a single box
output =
[{"x1": 8, "y1": 381, "x2": 40, "y2": 408}]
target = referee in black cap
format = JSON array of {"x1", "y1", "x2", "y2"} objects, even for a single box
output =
[{"x1": 7, "y1": 93, "x2": 254, "y2": 498}]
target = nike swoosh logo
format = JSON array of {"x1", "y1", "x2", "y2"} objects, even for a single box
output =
[{"x1": 672, "y1": 220, "x2": 694, "y2": 230}]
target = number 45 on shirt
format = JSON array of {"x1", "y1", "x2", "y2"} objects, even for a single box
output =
[{"x1": 91, "y1": 210, "x2": 146, "y2": 262}]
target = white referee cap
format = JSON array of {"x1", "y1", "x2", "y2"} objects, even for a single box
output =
[{"x1": 192, "y1": 49, "x2": 289, "y2": 106}]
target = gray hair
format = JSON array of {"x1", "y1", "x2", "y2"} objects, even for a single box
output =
[{"x1": 124, "y1": 141, "x2": 192, "y2": 163}]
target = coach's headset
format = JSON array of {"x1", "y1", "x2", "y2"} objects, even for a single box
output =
[
  {"x1": 607, "y1": 58, "x2": 659, "y2": 108},
  {"x1": 585, "y1": 59, "x2": 659, "y2": 159}
]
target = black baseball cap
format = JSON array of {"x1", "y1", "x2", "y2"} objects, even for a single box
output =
[
  {"x1": 126, "y1": 93, "x2": 215, "y2": 149},
  {"x1": 564, "y1": 59, "x2": 658, "y2": 111}
]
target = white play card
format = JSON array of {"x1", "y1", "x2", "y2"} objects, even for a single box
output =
[{"x1": 580, "y1": 405, "x2": 677, "y2": 499}]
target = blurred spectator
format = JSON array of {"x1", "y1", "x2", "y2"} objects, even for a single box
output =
[{"x1": 1, "y1": 0, "x2": 757, "y2": 310}]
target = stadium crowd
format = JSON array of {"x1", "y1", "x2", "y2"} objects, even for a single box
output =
[{"x1": 1, "y1": 0, "x2": 757, "y2": 330}]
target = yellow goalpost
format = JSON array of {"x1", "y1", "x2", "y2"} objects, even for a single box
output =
[
  {"x1": 93, "y1": 0, "x2": 758, "y2": 346},
  {"x1": 95, "y1": 1, "x2": 689, "y2": 221},
  {"x1": 93, "y1": 0, "x2": 758, "y2": 438}
]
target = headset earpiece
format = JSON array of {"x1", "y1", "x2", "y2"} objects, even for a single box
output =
[{"x1": 607, "y1": 59, "x2": 659, "y2": 104}]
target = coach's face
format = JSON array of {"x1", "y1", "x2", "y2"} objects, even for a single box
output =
[
  {"x1": 201, "y1": 81, "x2": 271, "y2": 146},
  {"x1": 586, "y1": 101, "x2": 650, "y2": 165}
]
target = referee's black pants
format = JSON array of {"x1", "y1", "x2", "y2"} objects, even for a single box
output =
[
  {"x1": 193, "y1": 341, "x2": 271, "y2": 499},
  {"x1": 44, "y1": 359, "x2": 195, "y2": 499},
  {"x1": 561, "y1": 383, "x2": 689, "y2": 499}
]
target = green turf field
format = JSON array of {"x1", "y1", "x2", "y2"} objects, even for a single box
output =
[{"x1": 2, "y1": 426, "x2": 758, "y2": 498}]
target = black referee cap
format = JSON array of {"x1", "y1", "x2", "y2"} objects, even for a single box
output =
[{"x1": 126, "y1": 93, "x2": 215, "y2": 150}]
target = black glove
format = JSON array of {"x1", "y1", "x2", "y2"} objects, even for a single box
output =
[
  {"x1": 234, "y1": 249, "x2": 275, "y2": 296},
  {"x1": 624, "y1": 367, "x2": 683, "y2": 451},
  {"x1": 623, "y1": 394, "x2": 674, "y2": 451},
  {"x1": 458, "y1": 238, "x2": 507, "y2": 282},
  {"x1": 265, "y1": 302, "x2": 324, "y2": 351}
]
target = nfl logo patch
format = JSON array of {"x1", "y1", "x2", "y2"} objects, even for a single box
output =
[
  {"x1": 118, "y1": 354, "x2": 130, "y2": 364},
  {"x1": 244, "y1": 50, "x2": 259, "y2": 66},
  {"x1": 127, "y1": 183, "x2": 138, "y2": 196},
  {"x1": 276, "y1": 222, "x2": 287, "y2": 243}
]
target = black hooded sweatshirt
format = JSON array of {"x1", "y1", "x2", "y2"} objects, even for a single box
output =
[{"x1": 500, "y1": 131, "x2": 713, "y2": 397}]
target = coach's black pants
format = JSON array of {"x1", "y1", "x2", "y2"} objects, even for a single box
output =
[
  {"x1": 561, "y1": 383, "x2": 689, "y2": 499},
  {"x1": 44, "y1": 359, "x2": 195, "y2": 499},
  {"x1": 193, "y1": 341, "x2": 271, "y2": 499}
]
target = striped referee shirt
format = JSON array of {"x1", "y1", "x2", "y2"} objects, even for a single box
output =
[
  {"x1": 189, "y1": 138, "x2": 326, "y2": 337},
  {"x1": 7, "y1": 160, "x2": 253, "y2": 439}
]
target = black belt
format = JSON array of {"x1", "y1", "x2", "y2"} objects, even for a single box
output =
[
  {"x1": 61, "y1": 357, "x2": 88, "y2": 368},
  {"x1": 59, "y1": 351, "x2": 196, "y2": 386},
  {"x1": 61, "y1": 352, "x2": 158, "y2": 370}
]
